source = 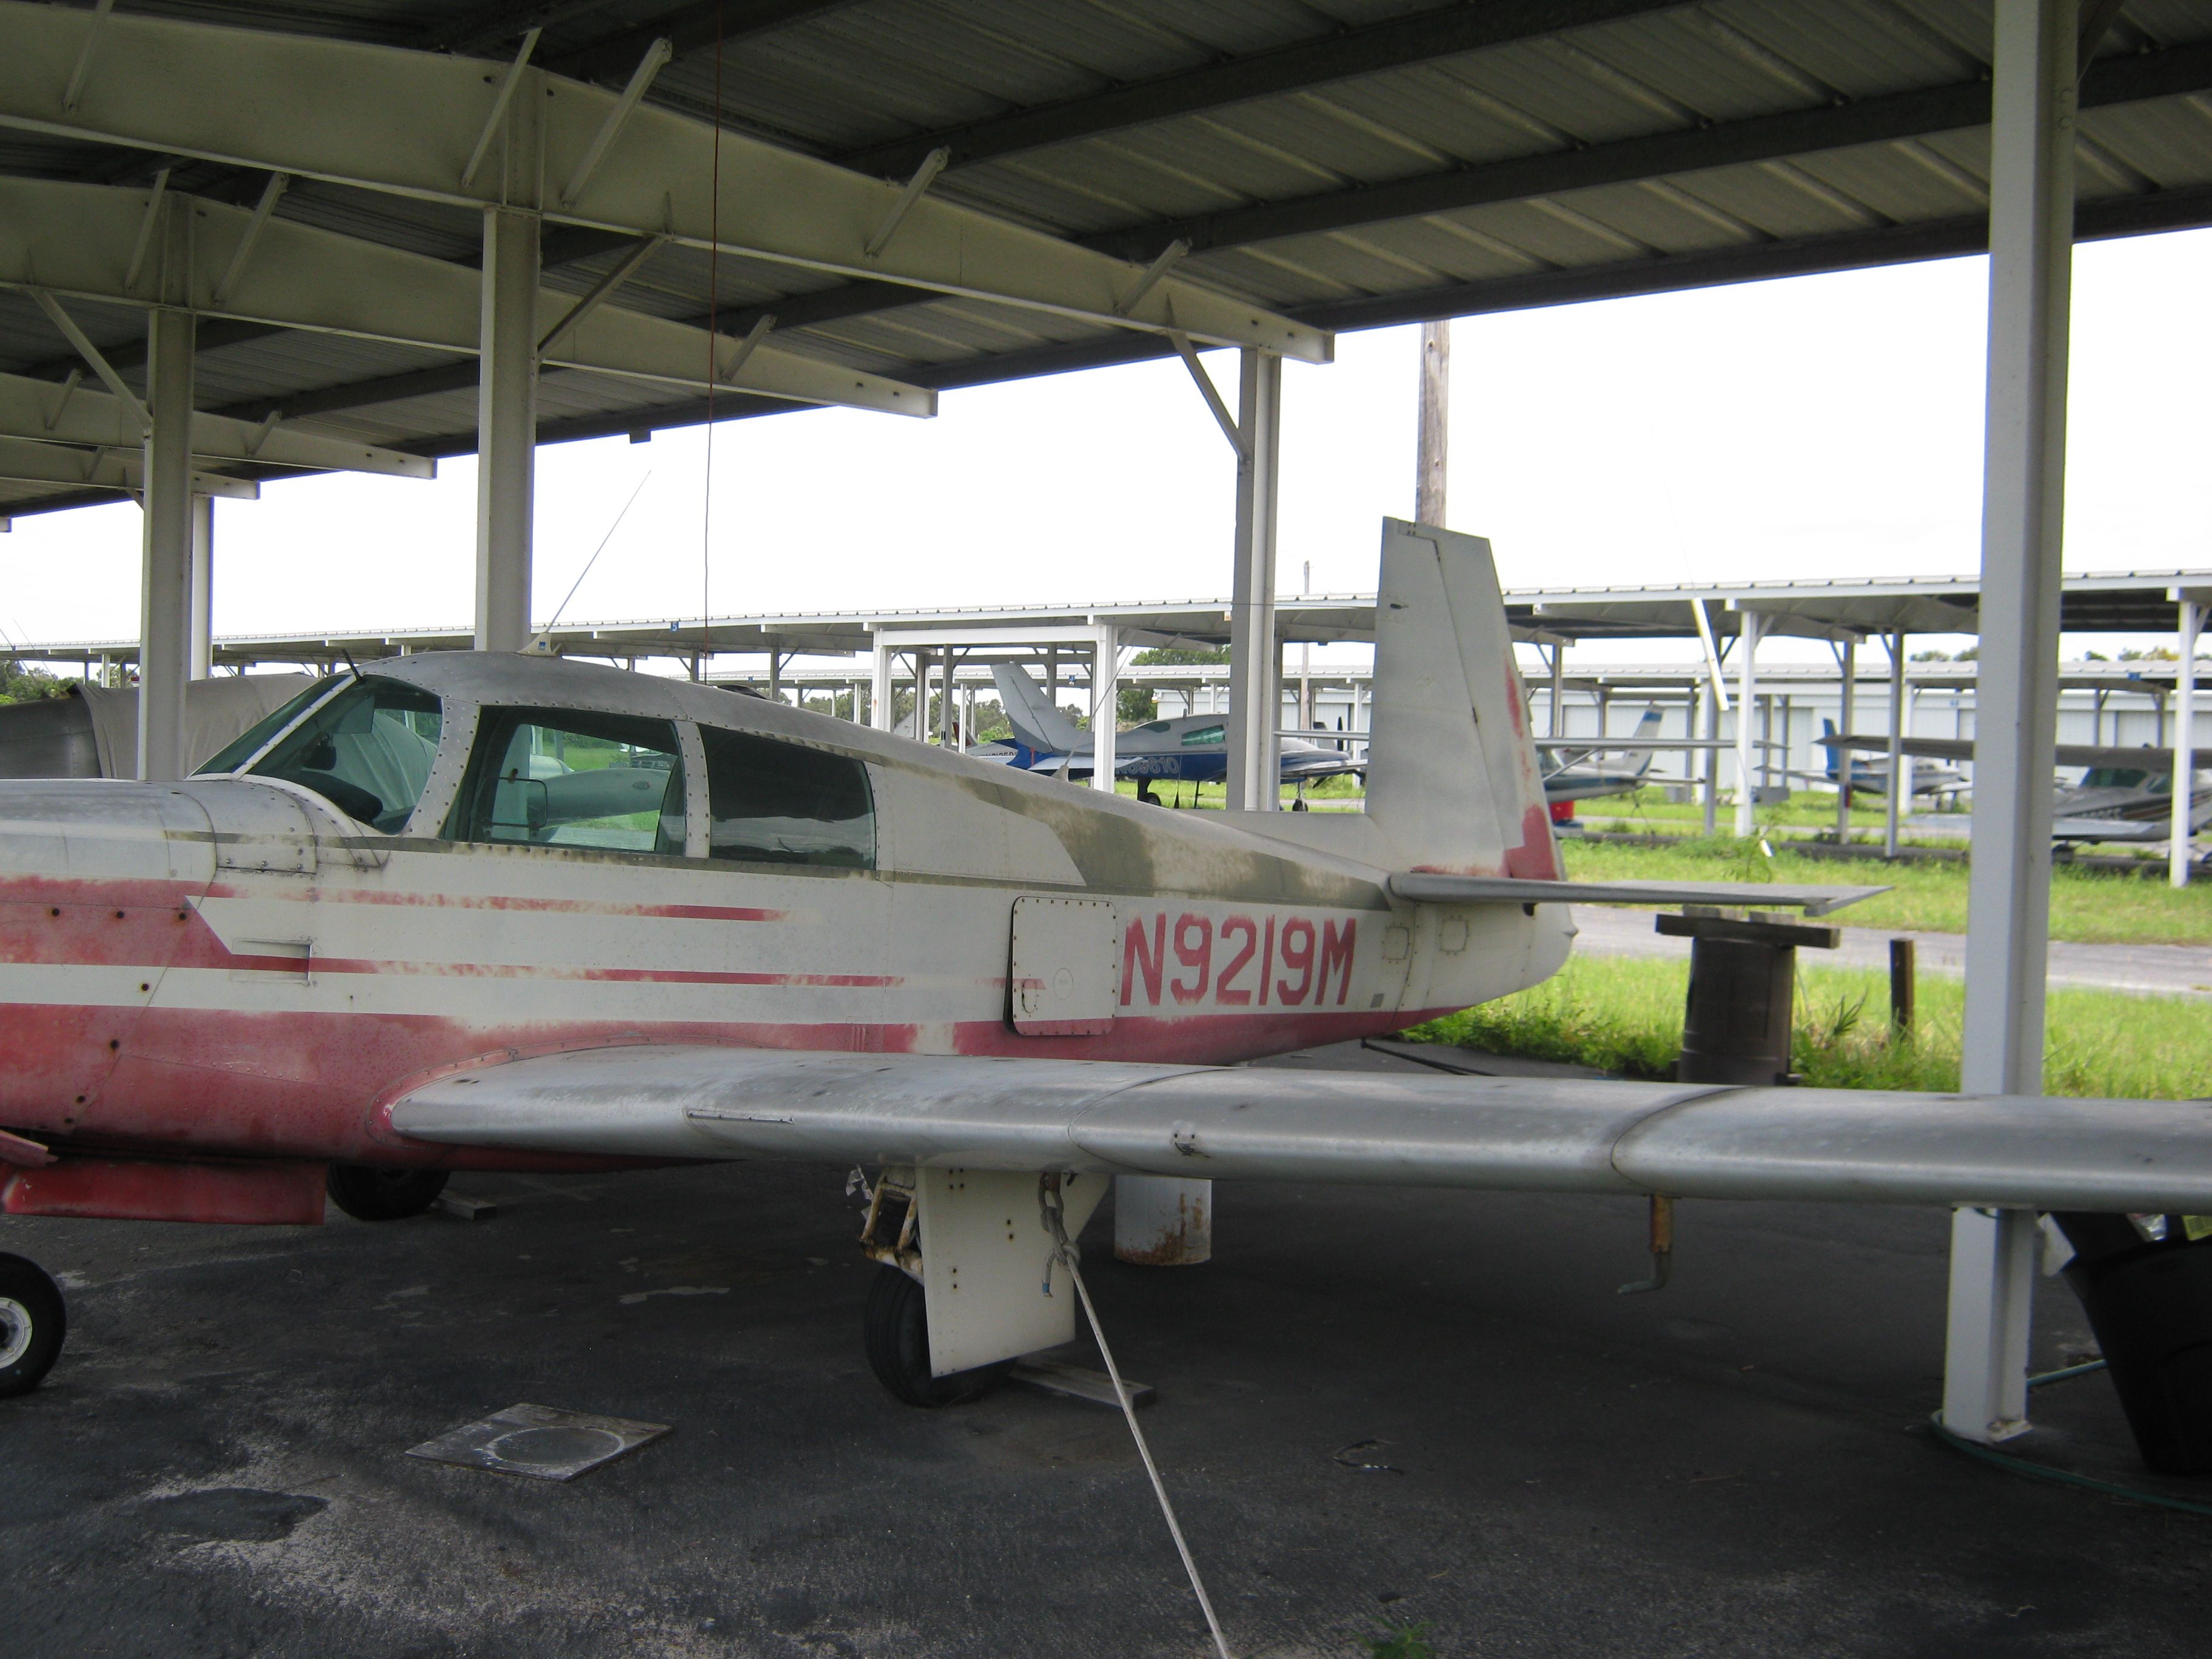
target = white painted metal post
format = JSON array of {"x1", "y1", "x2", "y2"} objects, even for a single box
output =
[
  {"x1": 2173, "y1": 598, "x2": 2201, "y2": 887},
  {"x1": 1091, "y1": 626, "x2": 1119, "y2": 791},
  {"x1": 1548, "y1": 645, "x2": 1564, "y2": 739},
  {"x1": 1733, "y1": 611, "x2": 1760, "y2": 837},
  {"x1": 870, "y1": 641, "x2": 893, "y2": 731},
  {"x1": 1226, "y1": 350, "x2": 1282, "y2": 813},
  {"x1": 1700, "y1": 680, "x2": 1720, "y2": 837},
  {"x1": 1885, "y1": 633, "x2": 1908, "y2": 859},
  {"x1": 474, "y1": 206, "x2": 539, "y2": 652},
  {"x1": 139, "y1": 299, "x2": 194, "y2": 781},
  {"x1": 187, "y1": 491, "x2": 213, "y2": 680},
  {"x1": 1834, "y1": 637, "x2": 1856, "y2": 841},
  {"x1": 1945, "y1": 0, "x2": 2077, "y2": 1449}
]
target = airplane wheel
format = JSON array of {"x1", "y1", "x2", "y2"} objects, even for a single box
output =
[
  {"x1": 327, "y1": 1164, "x2": 449, "y2": 1222},
  {"x1": 863, "y1": 1264, "x2": 1011, "y2": 1408},
  {"x1": 0, "y1": 1253, "x2": 65, "y2": 1399}
]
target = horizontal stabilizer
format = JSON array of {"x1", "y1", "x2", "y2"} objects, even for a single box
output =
[
  {"x1": 388, "y1": 1045, "x2": 2212, "y2": 1215},
  {"x1": 1387, "y1": 873, "x2": 1887, "y2": 917}
]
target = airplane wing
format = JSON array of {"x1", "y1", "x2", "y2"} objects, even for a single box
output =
[
  {"x1": 1822, "y1": 731, "x2": 2185, "y2": 773},
  {"x1": 387, "y1": 1045, "x2": 2212, "y2": 1215}
]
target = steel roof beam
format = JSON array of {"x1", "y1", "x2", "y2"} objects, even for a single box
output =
[
  {"x1": 1080, "y1": 39, "x2": 2212, "y2": 260},
  {"x1": 0, "y1": 434, "x2": 258, "y2": 499},
  {"x1": 0, "y1": 369, "x2": 432, "y2": 477},
  {"x1": 0, "y1": 0, "x2": 1326, "y2": 362},
  {"x1": 0, "y1": 176, "x2": 933, "y2": 417},
  {"x1": 838, "y1": 0, "x2": 1695, "y2": 180}
]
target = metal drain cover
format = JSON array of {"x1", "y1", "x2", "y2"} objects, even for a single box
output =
[{"x1": 406, "y1": 1403, "x2": 670, "y2": 1481}]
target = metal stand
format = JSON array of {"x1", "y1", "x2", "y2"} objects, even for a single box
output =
[{"x1": 1659, "y1": 909, "x2": 1840, "y2": 1086}]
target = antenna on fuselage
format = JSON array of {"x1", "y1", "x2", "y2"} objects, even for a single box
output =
[{"x1": 526, "y1": 472, "x2": 653, "y2": 657}]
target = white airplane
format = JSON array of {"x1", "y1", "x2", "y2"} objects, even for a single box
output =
[
  {"x1": 2, "y1": 522, "x2": 2208, "y2": 1451},
  {"x1": 987, "y1": 661, "x2": 1360, "y2": 796},
  {"x1": 1536, "y1": 706, "x2": 1665, "y2": 805},
  {"x1": 1818, "y1": 728, "x2": 2210, "y2": 842}
]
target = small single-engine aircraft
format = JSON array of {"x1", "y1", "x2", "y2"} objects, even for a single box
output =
[
  {"x1": 1818, "y1": 726, "x2": 2210, "y2": 842},
  {"x1": 988, "y1": 662, "x2": 1360, "y2": 794},
  {"x1": 1810, "y1": 720, "x2": 1971, "y2": 801},
  {"x1": 1535, "y1": 706, "x2": 1665, "y2": 806},
  {"x1": 4, "y1": 523, "x2": 2210, "y2": 1470}
]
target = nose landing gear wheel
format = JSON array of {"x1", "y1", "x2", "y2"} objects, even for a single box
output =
[
  {"x1": 0, "y1": 1253, "x2": 65, "y2": 1399},
  {"x1": 862, "y1": 1264, "x2": 1012, "y2": 1407},
  {"x1": 326, "y1": 1164, "x2": 450, "y2": 1222}
]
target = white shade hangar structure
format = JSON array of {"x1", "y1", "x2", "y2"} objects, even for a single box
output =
[{"x1": 1, "y1": 0, "x2": 2208, "y2": 1452}]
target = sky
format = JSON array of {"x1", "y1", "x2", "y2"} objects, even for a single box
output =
[{"x1": 5, "y1": 224, "x2": 2208, "y2": 672}]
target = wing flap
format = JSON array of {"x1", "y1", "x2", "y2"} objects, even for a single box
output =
[{"x1": 388, "y1": 1046, "x2": 2212, "y2": 1213}]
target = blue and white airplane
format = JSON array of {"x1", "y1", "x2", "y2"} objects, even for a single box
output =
[{"x1": 987, "y1": 664, "x2": 1360, "y2": 794}]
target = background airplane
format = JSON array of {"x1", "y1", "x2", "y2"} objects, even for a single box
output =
[
  {"x1": 1535, "y1": 706, "x2": 1665, "y2": 807},
  {"x1": 1819, "y1": 727, "x2": 2211, "y2": 842},
  {"x1": 1811, "y1": 720, "x2": 1969, "y2": 800},
  {"x1": 988, "y1": 662, "x2": 1360, "y2": 796}
]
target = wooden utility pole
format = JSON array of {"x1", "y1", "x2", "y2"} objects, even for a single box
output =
[{"x1": 1416, "y1": 320, "x2": 1449, "y2": 526}]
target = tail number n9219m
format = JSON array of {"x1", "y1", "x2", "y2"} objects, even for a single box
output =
[{"x1": 1120, "y1": 913, "x2": 1355, "y2": 1010}]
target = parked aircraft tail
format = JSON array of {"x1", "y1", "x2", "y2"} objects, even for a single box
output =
[
  {"x1": 1359, "y1": 520, "x2": 1558, "y2": 877},
  {"x1": 1627, "y1": 706, "x2": 1663, "y2": 778},
  {"x1": 990, "y1": 663, "x2": 1087, "y2": 756}
]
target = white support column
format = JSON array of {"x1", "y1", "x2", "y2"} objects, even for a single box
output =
[
  {"x1": 187, "y1": 490, "x2": 214, "y2": 680},
  {"x1": 1225, "y1": 350, "x2": 1283, "y2": 813},
  {"x1": 1945, "y1": 0, "x2": 2077, "y2": 1449},
  {"x1": 1834, "y1": 637, "x2": 1856, "y2": 841},
  {"x1": 1733, "y1": 611, "x2": 1761, "y2": 837},
  {"x1": 138, "y1": 201, "x2": 195, "y2": 783},
  {"x1": 870, "y1": 640, "x2": 893, "y2": 731},
  {"x1": 1700, "y1": 680, "x2": 1720, "y2": 836},
  {"x1": 1091, "y1": 628, "x2": 1120, "y2": 791},
  {"x1": 1885, "y1": 633, "x2": 1908, "y2": 859},
  {"x1": 2173, "y1": 597, "x2": 2202, "y2": 888},
  {"x1": 1548, "y1": 645, "x2": 1564, "y2": 739},
  {"x1": 474, "y1": 206, "x2": 540, "y2": 652}
]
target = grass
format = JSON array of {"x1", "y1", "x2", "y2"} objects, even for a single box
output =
[
  {"x1": 1558, "y1": 834, "x2": 2212, "y2": 946},
  {"x1": 1404, "y1": 955, "x2": 2212, "y2": 1099},
  {"x1": 1581, "y1": 785, "x2": 1908, "y2": 830}
]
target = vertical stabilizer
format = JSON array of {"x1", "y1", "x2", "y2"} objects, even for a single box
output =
[
  {"x1": 990, "y1": 664, "x2": 1086, "y2": 756},
  {"x1": 1364, "y1": 520, "x2": 1557, "y2": 877}
]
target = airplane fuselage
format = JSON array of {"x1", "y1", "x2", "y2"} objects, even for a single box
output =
[{"x1": 0, "y1": 655, "x2": 1566, "y2": 1175}]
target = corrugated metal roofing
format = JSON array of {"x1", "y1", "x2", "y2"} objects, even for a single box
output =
[{"x1": 4, "y1": 0, "x2": 2211, "y2": 520}]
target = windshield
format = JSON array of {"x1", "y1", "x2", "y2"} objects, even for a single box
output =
[
  {"x1": 196, "y1": 675, "x2": 344, "y2": 775},
  {"x1": 246, "y1": 677, "x2": 445, "y2": 833}
]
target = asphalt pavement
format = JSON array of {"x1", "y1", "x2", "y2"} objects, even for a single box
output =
[{"x1": 6, "y1": 1044, "x2": 2211, "y2": 1657}]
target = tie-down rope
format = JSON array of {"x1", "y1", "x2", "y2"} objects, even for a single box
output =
[{"x1": 1040, "y1": 1176, "x2": 1235, "y2": 1659}]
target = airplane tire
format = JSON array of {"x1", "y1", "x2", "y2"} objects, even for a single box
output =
[
  {"x1": 327, "y1": 1164, "x2": 450, "y2": 1222},
  {"x1": 863, "y1": 1264, "x2": 1011, "y2": 1408},
  {"x1": 0, "y1": 1253, "x2": 65, "y2": 1399}
]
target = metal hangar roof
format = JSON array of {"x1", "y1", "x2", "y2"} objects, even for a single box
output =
[{"x1": 2, "y1": 0, "x2": 2209, "y2": 521}]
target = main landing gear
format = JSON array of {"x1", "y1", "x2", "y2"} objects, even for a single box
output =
[
  {"x1": 0, "y1": 1252, "x2": 64, "y2": 1398},
  {"x1": 862, "y1": 1264, "x2": 1013, "y2": 1407},
  {"x1": 326, "y1": 1164, "x2": 449, "y2": 1222}
]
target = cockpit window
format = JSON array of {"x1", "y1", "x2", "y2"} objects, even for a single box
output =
[
  {"x1": 244, "y1": 677, "x2": 444, "y2": 833},
  {"x1": 196, "y1": 675, "x2": 346, "y2": 775},
  {"x1": 447, "y1": 708, "x2": 685, "y2": 856}
]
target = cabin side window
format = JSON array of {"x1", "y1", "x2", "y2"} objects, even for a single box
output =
[
  {"x1": 446, "y1": 708, "x2": 685, "y2": 855},
  {"x1": 700, "y1": 725, "x2": 874, "y2": 870}
]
